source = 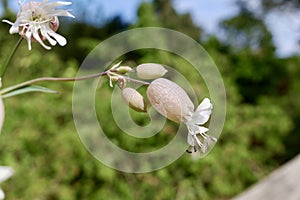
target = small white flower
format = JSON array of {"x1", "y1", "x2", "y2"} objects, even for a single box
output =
[
  {"x1": 2, "y1": 0, "x2": 74, "y2": 50},
  {"x1": 0, "y1": 166, "x2": 14, "y2": 200},
  {"x1": 185, "y1": 98, "x2": 217, "y2": 153}
]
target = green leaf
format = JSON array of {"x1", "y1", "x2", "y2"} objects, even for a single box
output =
[{"x1": 1, "y1": 85, "x2": 59, "y2": 98}]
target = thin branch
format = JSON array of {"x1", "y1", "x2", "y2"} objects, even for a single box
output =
[
  {"x1": 0, "y1": 70, "x2": 150, "y2": 95},
  {"x1": 0, "y1": 37, "x2": 23, "y2": 77}
]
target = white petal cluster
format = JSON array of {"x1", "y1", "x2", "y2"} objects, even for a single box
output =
[
  {"x1": 0, "y1": 166, "x2": 14, "y2": 200},
  {"x1": 2, "y1": 0, "x2": 74, "y2": 50},
  {"x1": 147, "y1": 78, "x2": 216, "y2": 154},
  {"x1": 185, "y1": 98, "x2": 216, "y2": 153}
]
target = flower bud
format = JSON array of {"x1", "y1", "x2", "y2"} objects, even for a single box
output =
[
  {"x1": 136, "y1": 63, "x2": 168, "y2": 79},
  {"x1": 115, "y1": 66, "x2": 133, "y2": 74},
  {"x1": 147, "y1": 78, "x2": 194, "y2": 123},
  {"x1": 122, "y1": 88, "x2": 147, "y2": 112},
  {"x1": 0, "y1": 97, "x2": 4, "y2": 133}
]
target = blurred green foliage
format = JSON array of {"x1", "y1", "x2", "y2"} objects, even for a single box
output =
[{"x1": 0, "y1": 0, "x2": 299, "y2": 199}]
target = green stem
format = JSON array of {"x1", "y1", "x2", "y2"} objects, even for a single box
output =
[
  {"x1": 0, "y1": 37, "x2": 23, "y2": 77},
  {"x1": 0, "y1": 71, "x2": 150, "y2": 95}
]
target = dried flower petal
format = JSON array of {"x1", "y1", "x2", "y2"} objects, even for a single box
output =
[
  {"x1": 136, "y1": 63, "x2": 168, "y2": 79},
  {"x1": 122, "y1": 88, "x2": 147, "y2": 112}
]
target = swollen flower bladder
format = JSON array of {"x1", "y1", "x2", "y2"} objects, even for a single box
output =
[
  {"x1": 122, "y1": 87, "x2": 147, "y2": 112},
  {"x1": 147, "y1": 78, "x2": 216, "y2": 154},
  {"x1": 136, "y1": 63, "x2": 168, "y2": 79},
  {"x1": 2, "y1": 0, "x2": 75, "y2": 50}
]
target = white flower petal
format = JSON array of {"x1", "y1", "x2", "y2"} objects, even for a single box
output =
[
  {"x1": 47, "y1": 10, "x2": 75, "y2": 18},
  {"x1": 191, "y1": 98, "x2": 213, "y2": 124},
  {"x1": 8, "y1": 24, "x2": 20, "y2": 34},
  {"x1": 25, "y1": 30, "x2": 33, "y2": 50},
  {"x1": 191, "y1": 114, "x2": 209, "y2": 125},
  {"x1": 40, "y1": 28, "x2": 57, "y2": 46},
  {"x1": 0, "y1": 188, "x2": 4, "y2": 200},
  {"x1": 47, "y1": 30, "x2": 67, "y2": 46},
  {"x1": 33, "y1": 30, "x2": 51, "y2": 50},
  {"x1": 40, "y1": 1, "x2": 74, "y2": 17},
  {"x1": 0, "y1": 166, "x2": 14, "y2": 183},
  {"x1": 1, "y1": 20, "x2": 14, "y2": 26},
  {"x1": 198, "y1": 126, "x2": 209, "y2": 133},
  {"x1": 187, "y1": 124, "x2": 209, "y2": 136},
  {"x1": 195, "y1": 98, "x2": 213, "y2": 114},
  {"x1": 187, "y1": 133, "x2": 195, "y2": 146},
  {"x1": 49, "y1": 1, "x2": 73, "y2": 7}
]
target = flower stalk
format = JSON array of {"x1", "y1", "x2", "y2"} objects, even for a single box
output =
[
  {"x1": 0, "y1": 69, "x2": 150, "y2": 96},
  {"x1": 0, "y1": 37, "x2": 23, "y2": 78}
]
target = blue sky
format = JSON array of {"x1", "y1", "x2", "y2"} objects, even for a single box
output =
[
  {"x1": 3, "y1": 0, "x2": 300, "y2": 57},
  {"x1": 88, "y1": 0, "x2": 299, "y2": 57}
]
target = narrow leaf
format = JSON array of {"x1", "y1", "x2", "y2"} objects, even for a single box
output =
[{"x1": 2, "y1": 85, "x2": 59, "y2": 98}]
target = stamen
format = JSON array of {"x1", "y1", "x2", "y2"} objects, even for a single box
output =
[
  {"x1": 193, "y1": 135, "x2": 203, "y2": 147},
  {"x1": 201, "y1": 144, "x2": 207, "y2": 153},
  {"x1": 200, "y1": 132, "x2": 217, "y2": 143},
  {"x1": 2, "y1": 20, "x2": 14, "y2": 26},
  {"x1": 194, "y1": 146, "x2": 197, "y2": 152},
  {"x1": 186, "y1": 149, "x2": 192, "y2": 154},
  {"x1": 200, "y1": 132, "x2": 208, "y2": 140},
  {"x1": 210, "y1": 135, "x2": 217, "y2": 142},
  {"x1": 186, "y1": 146, "x2": 197, "y2": 153}
]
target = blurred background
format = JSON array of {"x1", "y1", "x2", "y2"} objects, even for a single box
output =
[{"x1": 0, "y1": 0, "x2": 299, "y2": 199}]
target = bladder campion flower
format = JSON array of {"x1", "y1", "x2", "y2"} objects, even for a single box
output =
[
  {"x1": 2, "y1": 0, "x2": 74, "y2": 50},
  {"x1": 147, "y1": 78, "x2": 216, "y2": 154},
  {"x1": 0, "y1": 166, "x2": 14, "y2": 200},
  {"x1": 136, "y1": 63, "x2": 168, "y2": 79},
  {"x1": 185, "y1": 98, "x2": 217, "y2": 154}
]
